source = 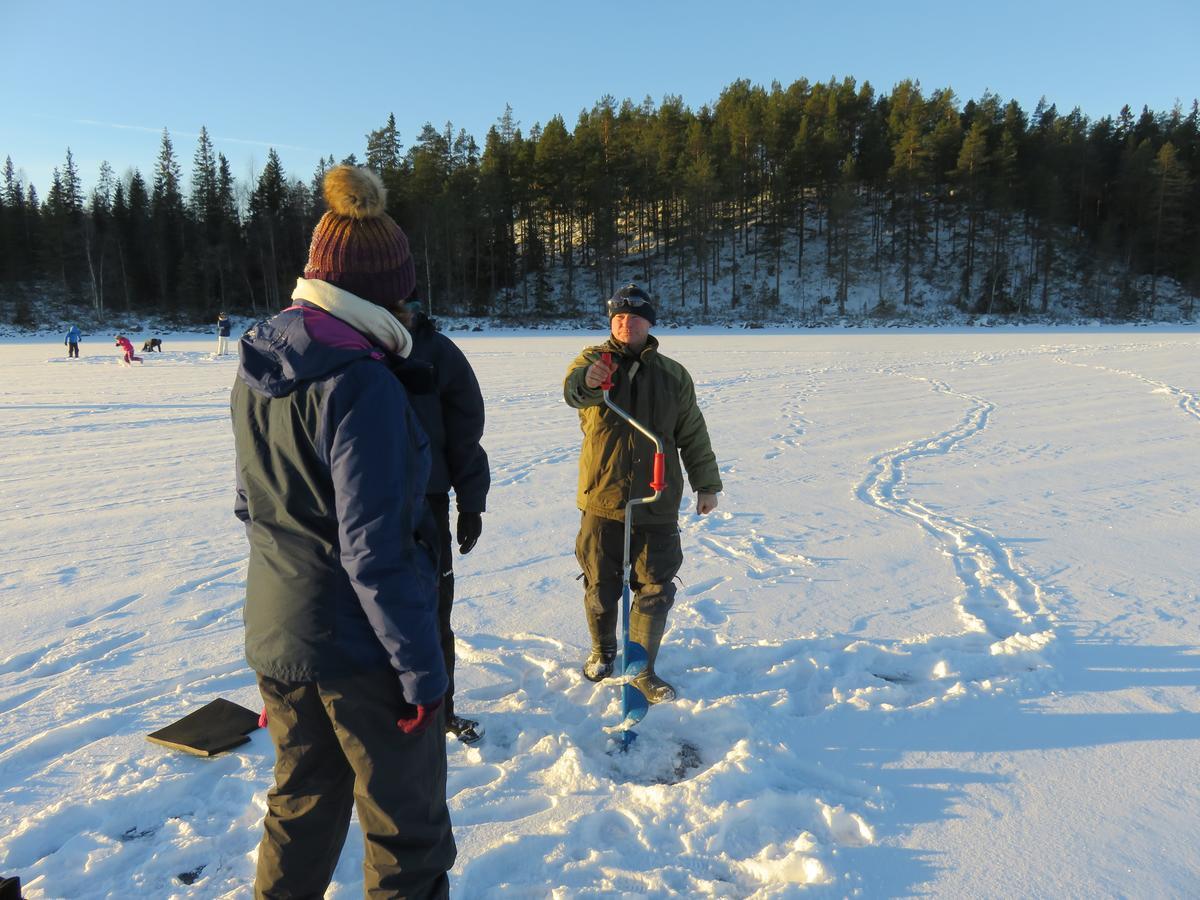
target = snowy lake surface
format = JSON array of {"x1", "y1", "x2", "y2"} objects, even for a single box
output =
[{"x1": 1, "y1": 327, "x2": 1198, "y2": 897}]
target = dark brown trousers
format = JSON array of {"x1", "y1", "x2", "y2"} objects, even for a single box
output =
[
  {"x1": 254, "y1": 671, "x2": 456, "y2": 899},
  {"x1": 574, "y1": 511, "x2": 683, "y2": 651}
]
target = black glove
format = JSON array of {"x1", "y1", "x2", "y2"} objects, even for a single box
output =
[{"x1": 456, "y1": 511, "x2": 482, "y2": 554}]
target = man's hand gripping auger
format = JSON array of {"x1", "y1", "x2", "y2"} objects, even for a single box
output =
[{"x1": 596, "y1": 352, "x2": 667, "y2": 751}]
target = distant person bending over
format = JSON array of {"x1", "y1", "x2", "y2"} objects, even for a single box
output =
[
  {"x1": 65, "y1": 325, "x2": 81, "y2": 359},
  {"x1": 231, "y1": 164, "x2": 455, "y2": 898},
  {"x1": 114, "y1": 335, "x2": 142, "y2": 366},
  {"x1": 563, "y1": 284, "x2": 722, "y2": 703},
  {"x1": 394, "y1": 297, "x2": 490, "y2": 745},
  {"x1": 216, "y1": 312, "x2": 231, "y2": 355}
]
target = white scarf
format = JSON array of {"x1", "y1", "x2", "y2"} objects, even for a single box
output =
[{"x1": 291, "y1": 278, "x2": 412, "y2": 358}]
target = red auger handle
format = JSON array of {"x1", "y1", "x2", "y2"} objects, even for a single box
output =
[
  {"x1": 650, "y1": 452, "x2": 666, "y2": 492},
  {"x1": 599, "y1": 352, "x2": 614, "y2": 391}
]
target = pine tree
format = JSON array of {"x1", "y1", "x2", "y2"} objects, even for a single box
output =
[
  {"x1": 887, "y1": 81, "x2": 928, "y2": 307},
  {"x1": 924, "y1": 89, "x2": 962, "y2": 270},
  {"x1": 480, "y1": 115, "x2": 519, "y2": 305},
  {"x1": 1149, "y1": 142, "x2": 1191, "y2": 312},
  {"x1": 535, "y1": 114, "x2": 575, "y2": 303},
  {"x1": 954, "y1": 121, "x2": 990, "y2": 308},
  {"x1": 407, "y1": 122, "x2": 453, "y2": 310}
]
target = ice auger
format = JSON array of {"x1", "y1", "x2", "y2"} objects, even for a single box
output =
[{"x1": 597, "y1": 352, "x2": 666, "y2": 750}]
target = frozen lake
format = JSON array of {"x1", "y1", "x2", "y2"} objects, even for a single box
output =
[{"x1": 1, "y1": 327, "x2": 1198, "y2": 897}]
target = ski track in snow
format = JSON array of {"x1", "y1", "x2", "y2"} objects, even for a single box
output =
[
  {"x1": 850, "y1": 372, "x2": 1057, "y2": 707},
  {"x1": 1054, "y1": 354, "x2": 1200, "y2": 425}
]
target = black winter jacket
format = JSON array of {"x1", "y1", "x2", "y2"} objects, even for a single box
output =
[
  {"x1": 397, "y1": 314, "x2": 489, "y2": 512},
  {"x1": 232, "y1": 304, "x2": 446, "y2": 705}
]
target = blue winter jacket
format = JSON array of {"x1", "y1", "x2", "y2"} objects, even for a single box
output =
[
  {"x1": 65, "y1": 326, "x2": 81, "y2": 344},
  {"x1": 231, "y1": 304, "x2": 446, "y2": 705},
  {"x1": 218, "y1": 317, "x2": 232, "y2": 337}
]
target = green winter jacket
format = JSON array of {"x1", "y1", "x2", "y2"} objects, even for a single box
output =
[{"x1": 564, "y1": 335, "x2": 722, "y2": 525}]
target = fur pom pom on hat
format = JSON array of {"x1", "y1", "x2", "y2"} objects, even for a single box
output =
[
  {"x1": 322, "y1": 164, "x2": 387, "y2": 219},
  {"x1": 304, "y1": 165, "x2": 416, "y2": 306}
]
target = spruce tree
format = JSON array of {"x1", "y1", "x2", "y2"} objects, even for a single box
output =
[
  {"x1": 85, "y1": 161, "x2": 116, "y2": 312},
  {"x1": 248, "y1": 148, "x2": 290, "y2": 309},
  {"x1": 366, "y1": 113, "x2": 402, "y2": 173},
  {"x1": 190, "y1": 127, "x2": 219, "y2": 228},
  {"x1": 116, "y1": 170, "x2": 154, "y2": 308},
  {"x1": 1, "y1": 157, "x2": 24, "y2": 283},
  {"x1": 151, "y1": 129, "x2": 186, "y2": 308},
  {"x1": 60, "y1": 149, "x2": 87, "y2": 299},
  {"x1": 189, "y1": 127, "x2": 224, "y2": 309}
]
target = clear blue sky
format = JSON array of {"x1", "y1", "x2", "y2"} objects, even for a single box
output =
[{"x1": 4, "y1": 0, "x2": 1198, "y2": 197}]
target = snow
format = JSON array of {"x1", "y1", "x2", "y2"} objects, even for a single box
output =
[{"x1": 1, "y1": 327, "x2": 1198, "y2": 898}]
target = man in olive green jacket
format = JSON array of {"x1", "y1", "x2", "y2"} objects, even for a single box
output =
[{"x1": 563, "y1": 284, "x2": 722, "y2": 703}]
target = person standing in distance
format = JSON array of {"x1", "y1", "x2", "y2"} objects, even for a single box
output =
[
  {"x1": 65, "y1": 324, "x2": 82, "y2": 358},
  {"x1": 563, "y1": 284, "x2": 722, "y2": 703},
  {"x1": 394, "y1": 297, "x2": 490, "y2": 745},
  {"x1": 232, "y1": 164, "x2": 455, "y2": 898},
  {"x1": 216, "y1": 312, "x2": 232, "y2": 355}
]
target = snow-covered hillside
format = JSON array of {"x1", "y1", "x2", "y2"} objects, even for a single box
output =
[{"x1": 1, "y1": 328, "x2": 1198, "y2": 897}]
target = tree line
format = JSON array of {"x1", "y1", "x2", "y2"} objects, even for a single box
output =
[{"x1": 2, "y1": 77, "x2": 1198, "y2": 323}]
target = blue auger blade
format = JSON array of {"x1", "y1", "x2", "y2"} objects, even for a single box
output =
[
  {"x1": 621, "y1": 638, "x2": 650, "y2": 728},
  {"x1": 602, "y1": 710, "x2": 647, "y2": 734},
  {"x1": 604, "y1": 726, "x2": 639, "y2": 753}
]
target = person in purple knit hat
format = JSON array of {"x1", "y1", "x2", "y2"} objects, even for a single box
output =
[{"x1": 231, "y1": 165, "x2": 455, "y2": 898}]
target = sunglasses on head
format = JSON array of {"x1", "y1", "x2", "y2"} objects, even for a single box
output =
[{"x1": 606, "y1": 289, "x2": 651, "y2": 312}]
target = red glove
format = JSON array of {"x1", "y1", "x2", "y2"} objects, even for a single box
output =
[
  {"x1": 258, "y1": 706, "x2": 269, "y2": 729},
  {"x1": 397, "y1": 697, "x2": 443, "y2": 735}
]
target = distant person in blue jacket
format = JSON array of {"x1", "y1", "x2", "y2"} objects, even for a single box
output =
[
  {"x1": 216, "y1": 312, "x2": 231, "y2": 355},
  {"x1": 64, "y1": 325, "x2": 81, "y2": 358},
  {"x1": 231, "y1": 165, "x2": 454, "y2": 898}
]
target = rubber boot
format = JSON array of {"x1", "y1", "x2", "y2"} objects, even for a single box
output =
[
  {"x1": 583, "y1": 609, "x2": 617, "y2": 682},
  {"x1": 583, "y1": 647, "x2": 615, "y2": 682},
  {"x1": 628, "y1": 608, "x2": 676, "y2": 703}
]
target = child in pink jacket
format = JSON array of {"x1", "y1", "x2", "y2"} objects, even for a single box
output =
[{"x1": 115, "y1": 335, "x2": 143, "y2": 365}]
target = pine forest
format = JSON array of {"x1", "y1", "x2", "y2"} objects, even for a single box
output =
[{"x1": 2, "y1": 77, "x2": 1198, "y2": 326}]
